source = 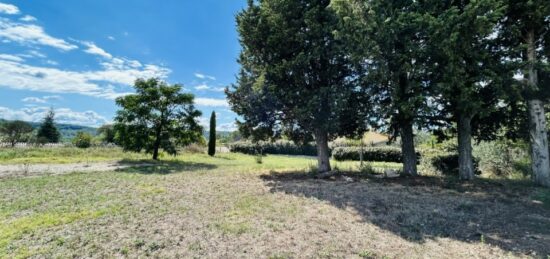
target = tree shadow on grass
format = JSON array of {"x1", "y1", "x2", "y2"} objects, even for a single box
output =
[
  {"x1": 260, "y1": 171, "x2": 550, "y2": 257},
  {"x1": 114, "y1": 159, "x2": 217, "y2": 175}
]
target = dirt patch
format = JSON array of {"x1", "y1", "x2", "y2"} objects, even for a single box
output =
[{"x1": 0, "y1": 162, "x2": 154, "y2": 179}]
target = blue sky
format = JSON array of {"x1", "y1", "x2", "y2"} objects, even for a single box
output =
[{"x1": 0, "y1": 0, "x2": 246, "y2": 130}]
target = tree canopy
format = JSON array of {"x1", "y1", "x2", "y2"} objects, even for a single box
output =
[
  {"x1": 114, "y1": 78, "x2": 203, "y2": 160},
  {"x1": 228, "y1": 0, "x2": 369, "y2": 172},
  {"x1": 0, "y1": 120, "x2": 33, "y2": 147}
]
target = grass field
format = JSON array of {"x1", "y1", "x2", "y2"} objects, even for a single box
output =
[{"x1": 0, "y1": 148, "x2": 549, "y2": 258}]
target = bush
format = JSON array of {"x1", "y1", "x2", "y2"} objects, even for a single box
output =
[
  {"x1": 419, "y1": 150, "x2": 480, "y2": 176},
  {"x1": 332, "y1": 146, "x2": 407, "y2": 162},
  {"x1": 229, "y1": 140, "x2": 318, "y2": 156},
  {"x1": 473, "y1": 141, "x2": 530, "y2": 178},
  {"x1": 72, "y1": 131, "x2": 92, "y2": 148},
  {"x1": 182, "y1": 143, "x2": 206, "y2": 154}
]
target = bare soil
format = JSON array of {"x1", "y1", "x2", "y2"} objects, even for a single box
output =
[{"x1": 0, "y1": 161, "x2": 153, "y2": 179}]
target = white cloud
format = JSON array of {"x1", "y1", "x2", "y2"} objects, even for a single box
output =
[
  {"x1": 194, "y1": 84, "x2": 210, "y2": 90},
  {"x1": 22, "y1": 95, "x2": 62, "y2": 103},
  {"x1": 194, "y1": 73, "x2": 216, "y2": 81},
  {"x1": 198, "y1": 116, "x2": 236, "y2": 131},
  {"x1": 45, "y1": 59, "x2": 58, "y2": 65},
  {"x1": 0, "y1": 106, "x2": 108, "y2": 127},
  {"x1": 194, "y1": 98, "x2": 228, "y2": 107},
  {"x1": 194, "y1": 83, "x2": 225, "y2": 92},
  {"x1": 0, "y1": 18, "x2": 77, "y2": 51},
  {"x1": 0, "y1": 3, "x2": 19, "y2": 15},
  {"x1": 0, "y1": 58, "x2": 170, "y2": 99},
  {"x1": 107, "y1": 35, "x2": 115, "y2": 41},
  {"x1": 19, "y1": 15, "x2": 36, "y2": 22},
  {"x1": 82, "y1": 41, "x2": 112, "y2": 59},
  {"x1": 0, "y1": 53, "x2": 23, "y2": 62},
  {"x1": 0, "y1": 14, "x2": 170, "y2": 100},
  {"x1": 22, "y1": 97, "x2": 46, "y2": 103}
]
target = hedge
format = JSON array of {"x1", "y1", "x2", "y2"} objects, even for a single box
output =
[
  {"x1": 229, "y1": 141, "x2": 318, "y2": 156},
  {"x1": 332, "y1": 146, "x2": 406, "y2": 162}
]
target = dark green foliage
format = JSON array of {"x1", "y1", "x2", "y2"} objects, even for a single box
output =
[
  {"x1": 208, "y1": 111, "x2": 216, "y2": 156},
  {"x1": 0, "y1": 120, "x2": 33, "y2": 147},
  {"x1": 97, "y1": 124, "x2": 115, "y2": 144},
  {"x1": 114, "y1": 78, "x2": 203, "y2": 160},
  {"x1": 227, "y1": 0, "x2": 369, "y2": 172},
  {"x1": 423, "y1": 152, "x2": 481, "y2": 176},
  {"x1": 333, "y1": 0, "x2": 435, "y2": 175},
  {"x1": 332, "y1": 146, "x2": 411, "y2": 163},
  {"x1": 229, "y1": 141, "x2": 318, "y2": 156},
  {"x1": 72, "y1": 131, "x2": 92, "y2": 148},
  {"x1": 37, "y1": 109, "x2": 61, "y2": 144}
]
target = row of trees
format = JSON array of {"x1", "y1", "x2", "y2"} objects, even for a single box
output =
[
  {"x1": 226, "y1": 0, "x2": 550, "y2": 186},
  {"x1": 0, "y1": 110, "x2": 60, "y2": 146}
]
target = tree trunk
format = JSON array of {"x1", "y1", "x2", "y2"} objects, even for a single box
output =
[
  {"x1": 457, "y1": 113, "x2": 475, "y2": 180},
  {"x1": 152, "y1": 125, "x2": 162, "y2": 160},
  {"x1": 528, "y1": 100, "x2": 550, "y2": 187},
  {"x1": 526, "y1": 29, "x2": 550, "y2": 187},
  {"x1": 400, "y1": 119, "x2": 418, "y2": 176},
  {"x1": 314, "y1": 129, "x2": 331, "y2": 173}
]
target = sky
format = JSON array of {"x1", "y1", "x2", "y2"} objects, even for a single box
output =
[{"x1": 0, "y1": 0, "x2": 246, "y2": 131}]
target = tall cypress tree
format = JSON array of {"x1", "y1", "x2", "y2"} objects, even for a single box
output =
[
  {"x1": 208, "y1": 111, "x2": 216, "y2": 156},
  {"x1": 333, "y1": 0, "x2": 434, "y2": 176},
  {"x1": 429, "y1": 0, "x2": 506, "y2": 180},
  {"x1": 498, "y1": 0, "x2": 550, "y2": 187},
  {"x1": 37, "y1": 108, "x2": 60, "y2": 143},
  {"x1": 227, "y1": 0, "x2": 368, "y2": 173}
]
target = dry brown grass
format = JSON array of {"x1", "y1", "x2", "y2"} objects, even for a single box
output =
[{"x1": 1, "y1": 153, "x2": 549, "y2": 258}]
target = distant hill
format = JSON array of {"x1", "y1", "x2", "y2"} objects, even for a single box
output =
[{"x1": 0, "y1": 119, "x2": 98, "y2": 142}]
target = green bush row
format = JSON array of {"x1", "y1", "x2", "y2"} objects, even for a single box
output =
[
  {"x1": 229, "y1": 141, "x2": 318, "y2": 156},
  {"x1": 332, "y1": 146, "x2": 406, "y2": 162}
]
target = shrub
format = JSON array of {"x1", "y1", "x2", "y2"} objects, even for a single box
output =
[
  {"x1": 229, "y1": 140, "x2": 318, "y2": 156},
  {"x1": 419, "y1": 150, "x2": 480, "y2": 176},
  {"x1": 183, "y1": 143, "x2": 206, "y2": 154},
  {"x1": 473, "y1": 141, "x2": 530, "y2": 178},
  {"x1": 332, "y1": 146, "x2": 407, "y2": 162},
  {"x1": 72, "y1": 131, "x2": 92, "y2": 148}
]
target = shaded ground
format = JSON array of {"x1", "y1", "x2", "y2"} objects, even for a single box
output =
[
  {"x1": 0, "y1": 153, "x2": 548, "y2": 258},
  {"x1": 262, "y1": 172, "x2": 550, "y2": 257}
]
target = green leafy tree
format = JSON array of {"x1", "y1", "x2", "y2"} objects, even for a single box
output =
[
  {"x1": 227, "y1": 0, "x2": 368, "y2": 172},
  {"x1": 97, "y1": 124, "x2": 116, "y2": 144},
  {"x1": 72, "y1": 131, "x2": 92, "y2": 148},
  {"x1": 114, "y1": 78, "x2": 203, "y2": 160},
  {"x1": 429, "y1": 0, "x2": 506, "y2": 180},
  {"x1": 498, "y1": 0, "x2": 550, "y2": 187},
  {"x1": 0, "y1": 120, "x2": 33, "y2": 147},
  {"x1": 208, "y1": 111, "x2": 216, "y2": 156},
  {"x1": 332, "y1": 0, "x2": 435, "y2": 176},
  {"x1": 37, "y1": 109, "x2": 61, "y2": 143}
]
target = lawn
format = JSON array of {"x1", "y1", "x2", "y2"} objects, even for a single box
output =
[{"x1": 0, "y1": 149, "x2": 549, "y2": 258}]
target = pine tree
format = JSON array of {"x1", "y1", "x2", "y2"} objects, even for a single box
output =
[
  {"x1": 499, "y1": 0, "x2": 550, "y2": 187},
  {"x1": 208, "y1": 111, "x2": 216, "y2": 156},
  {"x1": 227, "y1": 0, "x2": 368, "y2": 173},
  {"x1": 37, "y1": 109, "x2": 60, "y2": 143},
  {"x1": 332, "y1": 0, "x2": 434, "y2": 176},
  {"x1": 429, "y1": 0, "x2": 506, "y2": 180}
]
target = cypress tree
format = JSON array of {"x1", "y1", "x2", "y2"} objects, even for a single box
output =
[
  {"x1": 37, "y1": 109, "x2": 60, "y2": 143},
  {"x1": 208, "y1": 111, "x2": 216, "y2": 156}
]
